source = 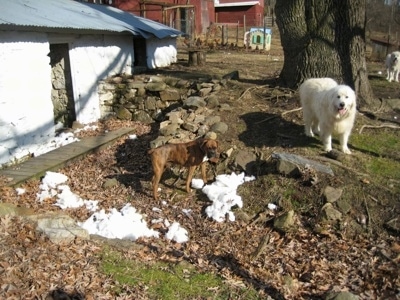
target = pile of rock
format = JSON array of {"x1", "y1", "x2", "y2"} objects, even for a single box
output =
[{"x1": 97, "y1": 74, "x2": 230, "y2": 147}]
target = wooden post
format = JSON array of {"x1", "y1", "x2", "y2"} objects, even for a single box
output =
[
  {"x1": 175, "y1": 7, "x2": 181, "y2": 31},
  {"x1": 263, "y1": 16, "x2": 266, "y2": 50},
  {"x1": 188, "y1": 49, "x2": 206, "y2": 66},
  {"x1": 244, "y1": 15, "x2": 247, "y2": 51},
  {"x1": 236, "y1": 21, "x2": 239, "y2": 46}
]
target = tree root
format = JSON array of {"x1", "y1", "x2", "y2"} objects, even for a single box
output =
[
  {"x1": 281, "y1": 107, "x2": 302, "y2": 116},
  {"x1": 237, "y1": 84, "x2": 270, "y2": 101},
  {"x1": 250, "y1": 232, "x2": 271, "y2": 261},
  {"x1": 364, "y1": 196, "x2": 372, "y2": 234},
  {"x1": 316, "y1": 156, "x2": 370, "y2": 177},
  {"x1": 254, "y1": 115, "x2": 278, "y2": 125},
  {"x1": 359, "y1": 124, "x2": 400, "y2": 134},
  {"x1": 254, "y1": 107, "x2": 302, "y2": 125}
]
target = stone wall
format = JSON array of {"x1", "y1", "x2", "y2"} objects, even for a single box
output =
[
  {"x1": 49, "y1": 44, "x2": 75, "y2": 127},
  {"x1": 97, "y1": 74, "x2": 230, "y2": 148}
]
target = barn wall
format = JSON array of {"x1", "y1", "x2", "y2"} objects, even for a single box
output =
[
  {"x1": 190, "y1": 0, "x2": 215, "y2": 35},
  {"x1": 215, "y1": 5, "x2": 264, "y2": 27},
  {"x1": 0, "y1": 31, "x2": 55, "y2": 166},
  {"x1": 112, "y1": 0, "x2": 214, "y2": 36}
]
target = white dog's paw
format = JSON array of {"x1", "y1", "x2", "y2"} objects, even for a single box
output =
[
  {"x1": 323, "y1": 146, "x2": 332, "y2": 152},
  {"x1": 306, "y1": 132, "x2": 314, "y2": 137},
  {"x1": 342, "y1": 147, "x2": 352, "y2": 154},
  {"x1": 305, "y1": 129, "x2": 314, "y2": 137}
]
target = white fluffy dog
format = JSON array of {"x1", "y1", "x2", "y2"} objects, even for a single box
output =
[
  {"x1": 299, "y1": 78, "x2": 357, "y2": 154},
  {"x1": 385, "y1": 51, "x2": 400, "y2": 82}
]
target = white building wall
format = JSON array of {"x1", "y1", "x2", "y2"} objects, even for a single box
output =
[
  {"x1": 69, "y1": 34, "x2": 134, "y2": 124},
  {"x1": 146, "y1": 37, "x2": 177, "y2": 69},
  {"x1": 0, "y1": 30, "x2": 175, "y2": 167},
  {"x1": 0, "y1": 31, "x2": 135, "y2": 166},
  {"x1": 0, "y1": 31, "x2": 55, "y2": 166}
]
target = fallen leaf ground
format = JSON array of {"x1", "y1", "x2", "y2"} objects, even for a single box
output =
[{"x1": 0, "y1": 37, "x2": 399, "y2": 299}]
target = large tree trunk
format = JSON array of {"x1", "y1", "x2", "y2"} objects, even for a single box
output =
[{"x1": 275, "y1": 0, "x2": 377, "y2": 110}]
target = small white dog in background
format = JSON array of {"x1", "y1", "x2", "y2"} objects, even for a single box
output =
[
  {"x1": 299, "y1": 78, "x2": 357, "y2": 154},
  {"x1": 385, "y1": 51, "x2": 400, "y2": 82}
]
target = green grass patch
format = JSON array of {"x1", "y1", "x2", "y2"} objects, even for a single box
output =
[
  {"x1": 351, "y1": 131, "x2": 400, "y2": 180},
  {"x1": 366, "y1": 157, "x2": 400, "y2": 179},
  {"x1": 99, "y1": 248, "x2": 260, "y2": 299},
  {"x1": 352, "y1": 131, "x2": 398, "y2": 154}
]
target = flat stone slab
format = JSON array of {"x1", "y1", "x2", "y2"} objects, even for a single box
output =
[
  {"x1": 0, "y1": 127, "x2": 135, "y2": 187},
  {"x1": 272, "y1": 152, "x2": 334, "y2": 176}
]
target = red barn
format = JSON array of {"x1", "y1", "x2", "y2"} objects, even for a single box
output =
[
  {"x1": 110, "y1": 0, "x2": 215, "y2": 36},
  {"x1": 214, "y1": 0, "x2": 264, "y2": 27},
  {"x1": 102, "y1": 0, "x2": 265, "y2": 37}
]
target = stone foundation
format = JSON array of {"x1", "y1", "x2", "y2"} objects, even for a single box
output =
[{"x1": 97, "y1": 73, "x2": 230, "y2": 147}]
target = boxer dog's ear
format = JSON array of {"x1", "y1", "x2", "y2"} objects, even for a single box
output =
[{"x1": 199, "y1": 138, "x2": 208, "y2": 153}]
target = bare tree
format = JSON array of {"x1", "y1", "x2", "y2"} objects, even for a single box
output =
[
  {"x1": 367, "y1": 0, "x2": 394, "y2": 33},
  {"x1": 275, "y1": 0, "x2": 377, "y2": 110}
]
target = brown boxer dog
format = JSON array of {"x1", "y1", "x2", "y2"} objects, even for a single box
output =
[{"x1": 148, "y1": 138, "x2": 219, "y2": 200}]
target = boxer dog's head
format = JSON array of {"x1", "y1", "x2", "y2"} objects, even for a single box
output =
[{"x1": 200, "y1": 139, "x2": 219, "y2": 161}]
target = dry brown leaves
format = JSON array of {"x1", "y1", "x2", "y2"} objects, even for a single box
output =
[
  {"x1": 0, "y1": 216, "x2": 114, "y2": 299},
  {"x1": 0, "y1": 118, "x2": 399, "y2": 299}
]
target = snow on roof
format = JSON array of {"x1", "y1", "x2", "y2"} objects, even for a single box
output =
[{"x1": 0, "y1": 0, "x2": 182, "y2": 39}]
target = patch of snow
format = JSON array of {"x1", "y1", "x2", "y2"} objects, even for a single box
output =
[
  {"x1": 74, "y1": 125, "x2": 98, "y2": 134},
  {"x1": 128, "y1": 134, "x2": 137, "y2": 140},
  {"x1": 33, "y1": 132, "x2": 80, "y2": 158},
  {"x1": 191, "y1": 178, "x2": 205, "y2": 189},
  {"x1": 165, "y1": 222, "x2": 189, "y2": 243},
  {"x1": 201, "y1": 173, "x2": 255, "y2": 222},
  {"x1": 36, "y1": 172, "x2": 98, "y2": 211},
  {"x1": 79, "y1": 204, "x2": 159, "y2": 241},
  {"x1": 268, "y1": 203, "x2": 278, "y2": 210},
  {"x1": 16, "y1": 188, "x2": 26, "y2": 195},
  {"x1": 29, "y1": 161, "x2": 256, "y2": 244}
]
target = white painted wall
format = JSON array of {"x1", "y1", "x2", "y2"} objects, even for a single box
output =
[
  {"x1": 0, "y1": 30, "x2": 177, "y2": 167},
  {"x1": 146, "y1": 37, "x2": 177, "y2": 69},
  {"x1": 69, "y1": 34, "x2": 134, "y2": 124},
  {"x1": 0, "y1": 31, "x2": 135, "y2": 166},
  {"x1": 0, "y1": 31, "x2": 55, "y2": 166}
]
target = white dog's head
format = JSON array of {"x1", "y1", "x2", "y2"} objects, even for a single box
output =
[
  {"x1": 330, "y1": 85, "x2": 356, "y2": 119},
  {"x1": 391, "y1": 51, "x2": 400, "y2": 68}
]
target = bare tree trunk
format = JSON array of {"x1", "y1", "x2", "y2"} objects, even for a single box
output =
[{"x1": 275, "y1": 0, "x2": 377, "y2": 110}]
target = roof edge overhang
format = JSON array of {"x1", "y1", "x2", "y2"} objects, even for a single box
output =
[
  {"x1": 0, "y1": 0, "x2": 182, "y2": 40},
  {"x1": 0, "y1": 24, "x2": 140, "y2": 36}
]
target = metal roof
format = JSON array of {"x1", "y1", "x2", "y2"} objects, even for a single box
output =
[
  {"x1": 0, "y1": 0, "x2": 183, "y2": 39},
  {"x1": 250, "y1": 28, "x2": 272, "y2": 34}
]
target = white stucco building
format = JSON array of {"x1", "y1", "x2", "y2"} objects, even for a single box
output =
[{"x1": 0, "y1": 0, "x2": 182, "y2": 166}]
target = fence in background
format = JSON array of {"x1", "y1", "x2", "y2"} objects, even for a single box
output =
[{"x1": 204, "y1": 17, "x2": 275, "y2": 48}]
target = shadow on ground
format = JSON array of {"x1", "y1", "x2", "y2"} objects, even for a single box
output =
[
  {"x1": 238, "y1": 111, "x2": 320, "y2": 151},
  {"x1": 112, "y1": 123, "x2": 159, "y2": 194}
]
